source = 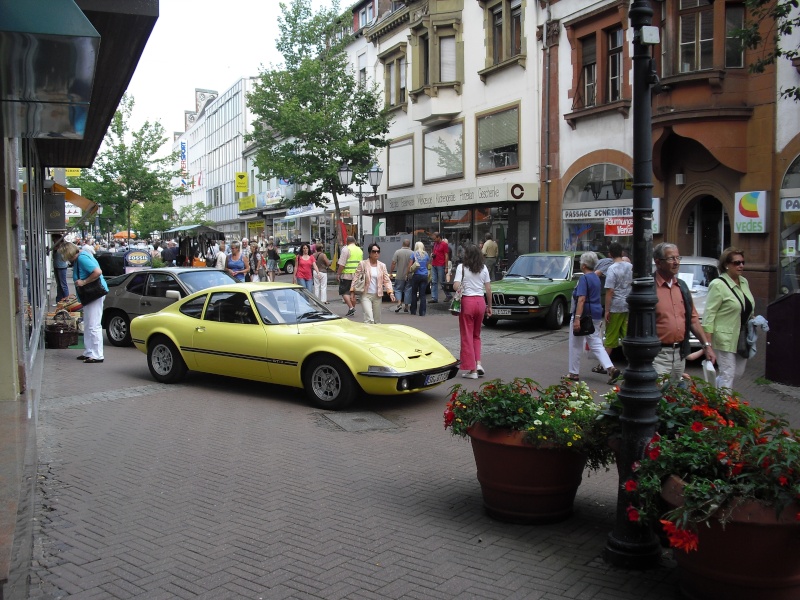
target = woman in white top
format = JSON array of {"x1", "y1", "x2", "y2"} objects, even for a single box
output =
[
  {"x1": 453, "y1": 244, "x2": 492, "y2": 379},
  {"x1": 351, "y1": 243, "x2": 395, "y2": 324}
]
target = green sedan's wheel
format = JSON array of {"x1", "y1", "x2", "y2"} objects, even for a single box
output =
[
  {"x1": 545, "y1": 297, "x2": 566, "y2": 330},
  {"x1": 147, "y1": 336, "x2": 187, "y2": 384},
  {"x1": 105, "y1": 311, "x2": 132, "y2": 347},
  {"x1": 303, "y1": 355, "x2": 356, "y2": 410},
  {"x1": 284, "y1": 260, "x2": 295, "y2": 275}
]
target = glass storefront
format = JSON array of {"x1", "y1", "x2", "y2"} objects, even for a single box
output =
[{"x1": 779, "y1": 155, "x2": 800, "y2": 296}]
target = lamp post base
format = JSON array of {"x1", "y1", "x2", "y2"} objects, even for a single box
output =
[{"x1": 604, "y1": 533, "x2": 661, "y2": 569}]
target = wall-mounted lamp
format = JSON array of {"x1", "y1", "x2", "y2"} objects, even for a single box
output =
[
  {"x1": 588, "y1": 180, "x2": 603, "y2": 200},
  {"x1": 612, "y1": 179, "x2": 624, "y2": 199},
  {"x1": 675, "y1": 173, "x2": 685, "y2": 186}
]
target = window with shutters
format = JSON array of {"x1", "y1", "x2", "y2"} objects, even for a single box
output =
[
  {"x1": 476, "y1": 105, "x2": 520, "y2": 175},
  {"x1": 581, "y1": 35, "x2": 597, "y2": 108},
  {"x1": 478, "y1": 0, "x2": 526, "y2": 80},
  {"x1": 408, "y1": 18, "x2": 463, "y2": 100}
]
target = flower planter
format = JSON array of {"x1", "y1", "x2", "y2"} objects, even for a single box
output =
[
  {"x1": 467, "y1": 422, "x2": 588, "y2": 524},
  {"x1": 661, "y1": 475, "x2": 800, "y2": 600}
]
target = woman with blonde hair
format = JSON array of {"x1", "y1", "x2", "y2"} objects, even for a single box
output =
[
  {"x1": 59, "y1": 242, "x2": 108, "y2": 363},
  {"x1": 409, "y1": 241, "x2": 430, "y2": 316},
  {"x1": 226, "y1": 241, "x2": 249, "y2": 282}
]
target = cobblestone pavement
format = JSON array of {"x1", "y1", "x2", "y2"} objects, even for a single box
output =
[{"x1": 25, "y1": 303, "x2": 794, "y2": 599}]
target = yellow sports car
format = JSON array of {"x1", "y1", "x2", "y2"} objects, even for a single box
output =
[{"x1": 130, "y1": 282, "x2": 459, "y2": 409}]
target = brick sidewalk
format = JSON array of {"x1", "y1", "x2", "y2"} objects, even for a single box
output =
[{"x1": 22, "y1": 306, "x2": 795, "y2": 599}]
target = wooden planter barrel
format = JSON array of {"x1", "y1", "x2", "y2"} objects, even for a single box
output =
[
  {"x1": 467, "y1": 422, "x2": 588, "y2": 524},
  {"x1": 661, "y1": 475, "x2": 800, "y2": 600}
]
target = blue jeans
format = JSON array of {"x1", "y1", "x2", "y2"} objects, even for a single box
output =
[
  {"x1": 55, "y1": 267, "x2": 69, "y2": 301},
  {"x1": 394, "y1": 278, "x2": 410, "y2": 305},
  {"x1": 297, "y1": 278, "x2": 313, "y2": 291},
  {"x1": 410, "y1": 273, "x2": 428, "y2": 315},
  {"x1": 431, "y1": 265, "x2": 446, "y2": 301}
]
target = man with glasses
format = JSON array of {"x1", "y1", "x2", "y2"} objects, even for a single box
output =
[{"x1": 653, "y1": 242, "x2": 716, "y2": 382}]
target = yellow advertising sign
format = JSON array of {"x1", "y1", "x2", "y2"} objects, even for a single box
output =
[
  {"x1": 238, "y1": 194, "x2": 256, "y2": 211},
  {"x1": 235, "y1": 172, "x2": 248, "y2": 193},
  {"x1": 65, "y1": 168, "x2": 81, "y2": 177}
]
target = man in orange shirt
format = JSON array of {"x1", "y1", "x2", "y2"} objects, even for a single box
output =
[{"x1": 653, "y1": 242, "x2": 716, "y2": 382}]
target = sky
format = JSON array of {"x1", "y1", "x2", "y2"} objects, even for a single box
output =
[{"x1": 125, "y1": 0, "x2": 332, "y2": 138}]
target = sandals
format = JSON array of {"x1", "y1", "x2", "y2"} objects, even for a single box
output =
[
  {"x1": 566, "y1": 374, "x2": 580, "y2": 382},
  {"x1": 607, "y1": 367, "x2": 622, "y2": 384},
  {"x1": 591, "y1": 364, "x2": 607, "y2": 374}
]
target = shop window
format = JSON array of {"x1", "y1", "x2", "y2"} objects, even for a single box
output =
[
  {"x1": 476, "y1": 105, "x2": 519, "y2": 174},
  {"x1": 409, "y1": 17, "x2": 463, "y2": 100},
  {"x1": 725, "y1": 5, "x2": 745, "y2": 68},
  {"x1": 423, "y1": 121, "x2": 463, "y2": 183},
  {"x1": 478, "y1": 0, "x2": 525, "y2": 80},
  {"x1": 388, "y1": 135, "x2": 414, "y2": 188},
  {"x1": 679, "y1": 0, "x2": 713, "y2": 73},
  {"x1": 779, "y1": 156, "x2": 800, "y2": 296}
]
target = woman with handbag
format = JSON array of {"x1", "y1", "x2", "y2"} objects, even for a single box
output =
[
  {"x1": 568, "y1": 252, "x2": 618, "y2": 383},
  {"x1": 59, "y1": 242, "x2": 108, "y2": 364},
  {"x1": 350, "y1": 243, "x2": 395, "y2": 324},
  {"x1": 409, "y1": 242, "x2": 430, "y2": 317},
  {"x1": 703, "y1": 247, "x2": 755, "y2": 390},
  {"x1": 313, "y1": 242, "x2": 331, "y2": 303},
  {"x1": 453, "y1": 244, "x2": 492, "y2": 379}
]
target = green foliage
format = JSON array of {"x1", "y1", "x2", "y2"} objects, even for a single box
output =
[
  {"x1": 245, "y1": 0, "x2": 393, "y2": 221},
  {"x1": 70, "y1": 94, "x2": 185, "y2": 237},
  {"x1": 738, "y1": 0, "x2": 800, "y2": 102},
  {"x1": 615, "y1": 378, "x2": 800, "y2": 551},
  {"x1": 444, "y1": 378, "x2": 615, "y2": 471}
]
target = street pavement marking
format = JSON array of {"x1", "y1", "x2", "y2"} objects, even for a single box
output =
[{"x1": 439, "y1": 328, "x2": 569, "y2": 356}]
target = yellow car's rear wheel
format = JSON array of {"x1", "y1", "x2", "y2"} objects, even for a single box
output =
[
  {"x1": 147, "y1": 335, "x2": 187, "y2": 384},
  {"x1": 303, "y1": 355, "x2": 356, "y2": 410}
]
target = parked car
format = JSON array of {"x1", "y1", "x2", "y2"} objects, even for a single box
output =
[
  {"x1": 102, "y1": 267, "x2": 237, "y2": 347},
  {"x1": 130, "y1": 282, "x2": 459, "y2": 410},
  {"x1": 278, "y1": 248, "x2": 297, "y2": 274},
  {"x1": 483, "y1": 252, "x2": 599, "y2": 329}
]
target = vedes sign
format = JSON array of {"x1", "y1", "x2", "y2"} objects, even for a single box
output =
[{"x1": 734, "y1": 191, "x2": 769, "y2": 233}]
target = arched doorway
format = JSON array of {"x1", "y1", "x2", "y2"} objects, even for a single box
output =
[{"x1": 685, "y1": 195, "x2": 730, "y2": 258}]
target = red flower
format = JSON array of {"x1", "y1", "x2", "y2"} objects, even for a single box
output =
[
  {"x1": 731, "y1": 462, "x2": 744, "y2": 476},
  {"x1": 691, "y1": 421, "x2": 704, "y2": 432},
  {"x1": 717, "y1": 451, "x2": 727, "y2": 462},
  {"x1": 626, "y1": 505, "x2": 640, "y2": 522},
  {"x1": 443, "y1": 409, "x2": 455, "y2": 428},
  {"x1": 647, "y1": 445, "x2": 661, "y2": 460},
  {"x1": 624, "y1": 479, "x2": 638, "y2": 493},
  {"x1": 660, "y1": 520, "x2": 699, "y2": 553},
  {"x1": 779, "y1": 476, "x2": 789, "y2": 486}
]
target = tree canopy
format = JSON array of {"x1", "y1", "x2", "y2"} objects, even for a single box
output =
[
  {"x1": 739, "y1": 0, "x2": 800, "y2": 102},
  {"x1": 69, "y1": 94, "x2": 186, "y2": 239},
  {"x1": 245, "y1": 0, "x2": 392, "y2": 232}
]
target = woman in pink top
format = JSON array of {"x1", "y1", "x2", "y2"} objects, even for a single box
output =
[
  {"x1": 351, "y1": 243, "x2": 395, "y2": 324},
  {"x1": 293, "y1": 242, "x2": 318, "y2": 292}
]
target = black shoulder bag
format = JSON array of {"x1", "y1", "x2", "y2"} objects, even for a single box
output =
[{"x1": 573, "y1": 277, "x2": 596, "y2": 336}]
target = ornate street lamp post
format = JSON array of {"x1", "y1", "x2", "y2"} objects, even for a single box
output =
[
  {"x1": 603, "y1": 0, "x2": 662, "y2": 569},
  {"x1": 338, "y1": 162, "x2": 383, "y2": 244}
]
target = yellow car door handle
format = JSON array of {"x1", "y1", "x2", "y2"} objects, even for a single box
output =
[{"x1": 195, "y1": 327, "x2": 205, "y2": 332}]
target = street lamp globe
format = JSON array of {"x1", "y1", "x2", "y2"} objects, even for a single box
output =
[
  {"x1": 338, "y1": 162, "x2": 354, "y2": 187},
  {"x1": 368, "y1": 163, "x2": 383, "y2": 190}
]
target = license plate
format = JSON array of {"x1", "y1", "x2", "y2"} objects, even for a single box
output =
[
  {"x1": 493, "y1": 308, "x2": 511, "y2": 316},
  {"x1": 425, "y1": 371, "x2": 451, "y2": 385}
]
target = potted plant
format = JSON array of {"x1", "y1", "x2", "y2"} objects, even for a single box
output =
[
  {"x1": 616, "y1": 378, "x2": 800, "y2": 600},
  {"x1": 444, "y1": 377, "x2": 614, "y2": 524}
]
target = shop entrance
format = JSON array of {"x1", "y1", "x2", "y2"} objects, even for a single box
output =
[{"x1": 687, "y1": 196, "x2": 730, "y2": 258}]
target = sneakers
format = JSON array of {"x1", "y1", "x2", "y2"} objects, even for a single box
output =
[
  {"x1": 461, "y1": 371, "x2": 478, "y2": 379},
  {"x1": 476, "y1": 364, "x2": 485, "y2": 377},
  {"x1": 607, "y1": 367, "x2": 622, "y2": 384},
  {"x1": 345, "y1": 307, "x2": 356, "y2": 317}
]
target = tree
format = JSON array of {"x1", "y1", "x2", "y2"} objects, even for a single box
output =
[
  {"x1": 739, "y1": 0, "x2": 800, "y2": 102},
  {"x1": 71, "y1": 94, "x2": 184, "y2": 240},
  {"x1": 245, "y1": 0, "x2": 393, "y2": 245},
  {"x1": 175, "y1": 202, "x2": 213, "y2": 227}
]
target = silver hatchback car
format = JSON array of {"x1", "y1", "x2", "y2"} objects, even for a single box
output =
[{"x1": 102, "y1": 267, "x2": 237, "y2": 346}]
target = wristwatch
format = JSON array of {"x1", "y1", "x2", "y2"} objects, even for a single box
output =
[{"x1": 703, "y1": 342, "x2": 712, "y2": 347}]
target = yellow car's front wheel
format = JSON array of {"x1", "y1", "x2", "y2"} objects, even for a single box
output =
[{"x1": 303, "y1": 355, "x2": 356, "y2": 410}]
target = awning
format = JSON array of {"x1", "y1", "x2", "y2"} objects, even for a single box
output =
[
  {"x1": 52, "y1": 182, "x2": 97, "y2": 216},
  {"x1": 163, "y1": 224, "x2": 224, "y2": 237}
]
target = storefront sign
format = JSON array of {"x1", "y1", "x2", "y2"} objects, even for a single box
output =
[
  {"x1": 734, "y1": 190, "x2": 769, "y2": 233},
  {"x1": 384, "y1": 182, "x2": 537, "y2": 213},
  {"x1": 781, "y1": 197, "x2": 800, "y2": 212},
  {"x1": 239, "y1": 194, "x2": 257, "y2": 211},
  {"x1": 64, "y1": 168, "x2": 81, "y2": 177},
  {"x1": 235, "y1": 172, "x2": 248, "y2": 193},
  {"x1": 605, "y1": 217, "x2": 633, "y2": 236},
  {"x1": 563, "y1": 206, "x2": 632, "y2": 220}
]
